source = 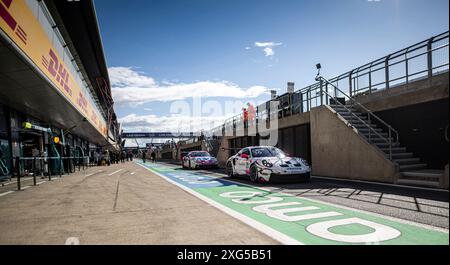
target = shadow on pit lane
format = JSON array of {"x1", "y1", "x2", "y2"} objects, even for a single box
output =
[
  {"x1": 227, "y1": 176, "x2": 449, "y2": 218},
  {"x1": 161, "y1": 160, "x2": 449, "y2": 217}
]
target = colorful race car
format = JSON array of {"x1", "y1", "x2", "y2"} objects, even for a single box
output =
[
  {"x1": 226, "y1": 146, "x2": 311, "y2": 183},
  {"x1": 182, "y1": 151, "x2": 219, "y2": 169}
]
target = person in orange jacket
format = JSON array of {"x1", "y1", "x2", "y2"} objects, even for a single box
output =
[
  {"x1": 247, "y1": 102, "x2": 255, "y2": 126},
  {"x1": 242, "y1": 107, "x2": 249, "y2": 128}
]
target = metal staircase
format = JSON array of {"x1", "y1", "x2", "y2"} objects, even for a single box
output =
[
  {"x1": 317, "y1": 76, "x2": 442, "y2": 188},
  {"x1": 205, "y1": 137, "x2": 221, "y2": 157},
  {"x1": 331, "y1": 104, "x2": 443, "y2": 188}
]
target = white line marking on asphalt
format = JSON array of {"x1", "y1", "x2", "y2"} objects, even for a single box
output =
[
  {"x1": 1, "y1": 177, "x2": 33, "y2": 186},
  {"x1": 156, "y1": 162, "x2": 450, "y2": 234},
  {"x1": 85, "y1": 173, "x2": 96, "y2": 177},
  {"x1": 253, "y1": 182, "x2": 450, "y2": 234},
  {"x1": 65, "y1": 237, "x2": 80, "y2": 245},
  {"x1": 108, "y1": 169, "x2": 123, "y2": 176},
  {"x1": 36, "y1": 181, "x2": 46, "y2": 185},
  {"x1": 21, "y1": 186, "x2": 31, "y2": 190},
  {"x1": 296, "y1": 193, "x2": 449, "y2": 234},
  {"x1": 130, "y1": 172, "x2": 135, "y2": 175},
  {"x1": 0, "y1": 191, "x2": 14, "y2": 197},
  {"x1": 135, "y1": 162, "x2": 301, "y2": 245}
]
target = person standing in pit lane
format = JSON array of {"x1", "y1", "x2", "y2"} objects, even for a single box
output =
[
  {"x1": 151, "y1": 150, "x2": 156, "y2": 163},
  {"x1": 105, "y1": 150, "x2": 111, "y2": 166},
  {"x1": 142, "y1": 150, "x2": 146, "y2": 163}
]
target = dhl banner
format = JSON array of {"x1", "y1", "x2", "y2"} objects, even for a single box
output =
[{"x1": 0, "y1": 0, "x2": 108, "y2": 138}]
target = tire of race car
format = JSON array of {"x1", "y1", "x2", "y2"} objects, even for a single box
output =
[
  {"x1": 306, "y1": 172, "x2": 312, "y2": 182},
  {"x1": 226, "y1": 162, "x2": 235, "y2": 177},
  {"x1": 250, "y1": 165, "x2": 259, "y2": 183}
]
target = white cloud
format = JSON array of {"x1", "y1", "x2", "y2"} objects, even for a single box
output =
[
  {"x1": 254, "y1": 41, "x2": 282, "y2": 57},
  {"x1": 109, "y1": 67, "x2": 270, "y2": 105},
  {"x1": 263, "y1": 47, "x2": 275, "y2": 57},
  {"x1": 254, "y1": 42, "x2": 282, "y2": 48},
  {"x1": 245, "y1": 46, "x2": 251, "y2": 50},
  {"x1": 109, "y1": 67, "x2": 156, "y2": 88}
]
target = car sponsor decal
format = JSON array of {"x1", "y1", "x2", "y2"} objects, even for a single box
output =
[{"x1": 137, "y1": 162, "x2": 449, "y2": 245}]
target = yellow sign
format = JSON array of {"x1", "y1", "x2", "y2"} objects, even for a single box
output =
[
  {"x1": 0, "y1": 0, "x2": 108, "y2": 138},
  {"x1": 22, "y1": 122, "x2": 32, "y2": 129},
  {"x1": 53, "y1": 136, "x2": 60, "y2": 144}
]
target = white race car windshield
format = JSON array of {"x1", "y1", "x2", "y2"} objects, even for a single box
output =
[
  {"x1": 251, "y1": 147, "x2": 286, "y2": 158},
  {"x1": 190, "y1": 152, "x2": 211, "y2": 157}
]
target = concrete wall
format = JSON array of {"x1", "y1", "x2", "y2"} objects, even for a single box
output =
[
  {"x1": 176, "y1": 141, "x2": 206, "y2": 160},
  {"x1": 229, "y1": 111, "x2": 310, "y2": 140},
  {"x1": 216, "y1": 136, "x2": 232, "y2": 168},
  {"x1": 179, "y1": 141, "x2": 204, "y2": 152},
  {"x1": 374, "y1": 99, "x2": 448, "y2": 170},
  {"x1": 355, "y1": 72, "x2": 448, "y2": 112},
  {"x1": 310, "y1": 105, "x2": 398, "y2": 183},
  {"x1": 160, "y1": 149, "x2": 176, "y2": 160}
]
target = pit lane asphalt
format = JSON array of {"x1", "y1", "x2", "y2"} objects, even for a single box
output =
[
  {"x1": 161, "y1": 161, "x2": 449, "y2": 229},
  {"x1": 0, "y1": 162, "x2": 277, "y2": 244}
]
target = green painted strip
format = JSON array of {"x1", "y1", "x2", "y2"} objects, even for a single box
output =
[
  {"x1": 139, "y1": 162, "x2": 449, "y2": 245},
  {"x1": 194, "y1": 185, "x2": 448, "y2": 245}
]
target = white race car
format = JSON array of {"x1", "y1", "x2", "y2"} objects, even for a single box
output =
[
  {"x1": 226, "y1": 146, "x2": 311, "y2": 183},
  {"x1": 182, "y1": 151, "x2": 219, "y2": 169}
]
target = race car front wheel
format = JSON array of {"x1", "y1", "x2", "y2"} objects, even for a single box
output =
[
  {"x1": 250, "y1": 165, "x2": 259, "y2": 182},
  {"x1": 226, "y1": 162, "x2": 235, "y2": 178}
]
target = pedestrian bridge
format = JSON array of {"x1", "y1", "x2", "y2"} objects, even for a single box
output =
[{"x1": 121, "y1": 132, "x2": 199, "y2": 139}]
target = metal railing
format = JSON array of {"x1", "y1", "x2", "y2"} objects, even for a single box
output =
[
  {"x1": 207, "y1": 31, "x2": 449, "y2": 139},
  {"x1": 9, "y1": 156, "x2": 90, "y2": 191},
  {"x1": 0, "y1": 158, "x2": 9, "y2": 177},
  {"x1": 317, "y1": 76, "x2": 399, "y2": 160}
]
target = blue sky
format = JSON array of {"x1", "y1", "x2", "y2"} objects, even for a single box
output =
[{"x1": 94, "y1": 0, "x2": 449, "y2": 133}]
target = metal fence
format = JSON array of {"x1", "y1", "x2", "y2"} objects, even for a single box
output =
[
  {"x1": 5, "y1": 156, "x2": 91, "y2": 191},
  {"x1": 209, "y1": 31, "x2": 449, "y2": 136}
]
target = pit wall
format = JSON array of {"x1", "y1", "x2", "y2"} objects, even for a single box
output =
[
  {"x1": 355, "y1": 72, "x2": 448, "y2": 111},
  {"x1": 216, "y1": 136, "x2": 231, "y2": 168},
  {"x1": 310, "y1": 105, "x2": 399, "y2": 183}
]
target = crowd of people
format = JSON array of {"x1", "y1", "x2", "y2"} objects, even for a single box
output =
[
  {"x1": 141, "y1": 149, "x2": 157, "y2": 164},
  {"x1": 93, "y1": 147, "x2": 159, "y2": 166},
  {"x1": 93, "y1": 150, "x2": 134, "y2": 166}
]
